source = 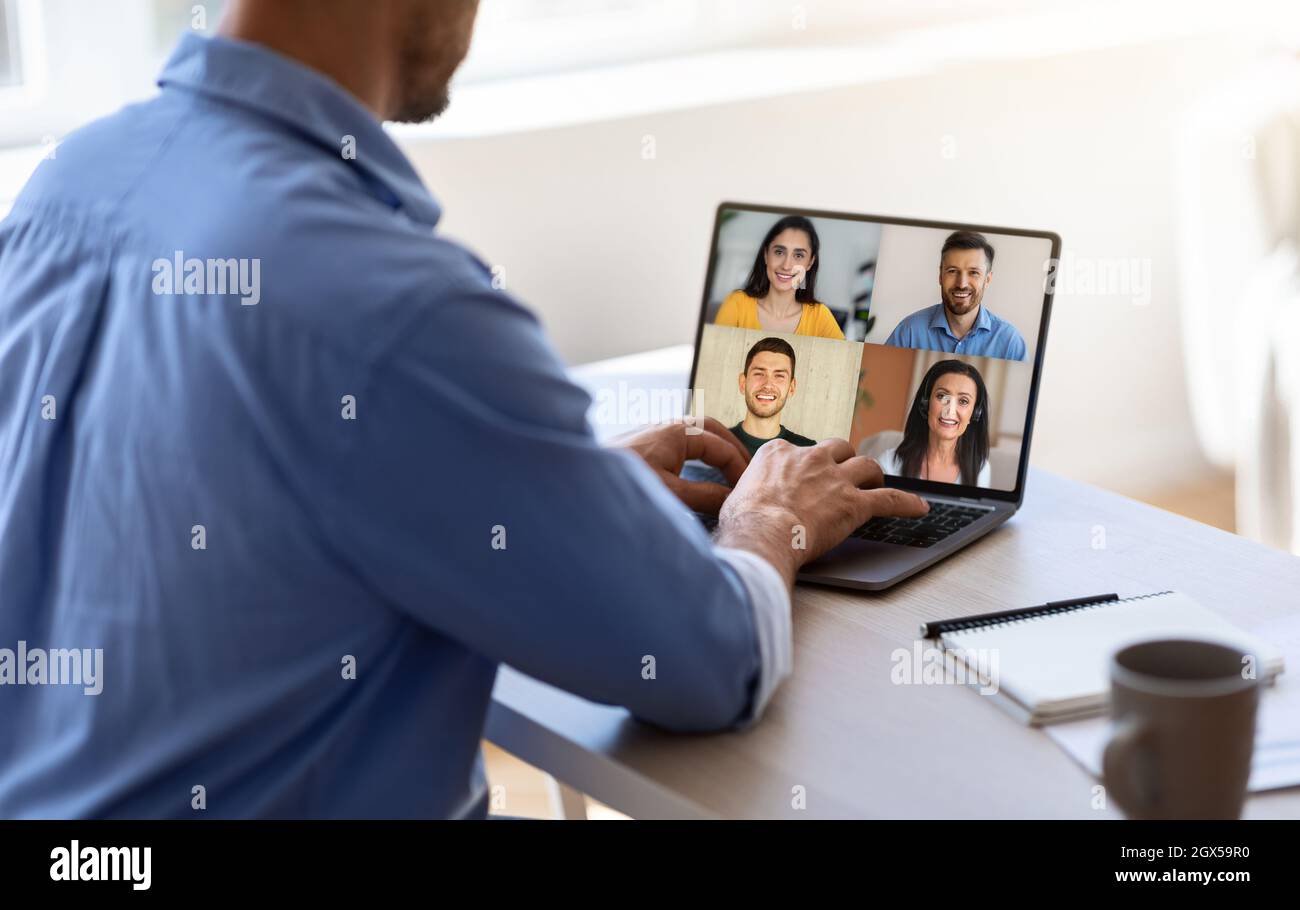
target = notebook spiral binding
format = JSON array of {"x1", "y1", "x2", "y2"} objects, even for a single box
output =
[{"x1": 943, "y1": 590, "x2": 1175, "y2": 635}]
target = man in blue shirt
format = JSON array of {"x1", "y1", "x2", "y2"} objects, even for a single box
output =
[
  {"x1": 883, "y1": 231, "x2": 1028, "y2": 361},
  {"x1": 0, "y1": 0, "x2": 926, "y2": 818}
]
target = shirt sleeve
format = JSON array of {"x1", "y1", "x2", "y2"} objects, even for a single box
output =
[
  {"x1": 714, "y1": 547, "x2": 792, "y2": 725},
  {"x1": 310, "y1": 259, "x2": 775, "y2": 733}
]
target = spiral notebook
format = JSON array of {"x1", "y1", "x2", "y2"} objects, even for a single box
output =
[{"x1": 924, "y1": 591, "x2": 1286, "y2": 726}]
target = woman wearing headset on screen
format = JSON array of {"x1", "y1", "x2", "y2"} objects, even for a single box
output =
[
  {"x1": 878, "y1": 359, "x2": 992, "y2": 487},
  {"x1": 713, "y1": 215, "x2": 845, "y2": 339}
]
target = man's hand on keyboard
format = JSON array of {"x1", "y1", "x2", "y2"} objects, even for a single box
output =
[{"x1": 715, "y1": 438, "x2": 929, "y2": 588}]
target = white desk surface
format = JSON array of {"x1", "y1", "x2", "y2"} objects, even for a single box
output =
[{"x1": 486, "y1": 347, "x2": 1300, "y2": 819}]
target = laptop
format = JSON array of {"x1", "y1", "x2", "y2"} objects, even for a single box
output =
[{"x1": 687, "y1": 202, "x2": 1059, "y2": 590}]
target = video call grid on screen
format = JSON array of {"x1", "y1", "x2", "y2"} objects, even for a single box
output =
[{"x1": 689, "y1": 203, "x2": 1059, "y2": 501}]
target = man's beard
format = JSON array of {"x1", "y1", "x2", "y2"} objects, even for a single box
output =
[
  {"x1": 390, "y1": 87, "x2": 451, "y2": 124},
  {"x1": 943, "y1": 286, "x2": 983, "y2": 317},
  {"x1": 389, "y1": 4, "x2": 459, "y2": 123},
  {"x1": 745, "y1": 391, "x2": 787, "y2": 419}
]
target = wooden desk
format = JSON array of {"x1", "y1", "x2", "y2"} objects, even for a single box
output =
[{"x1": 486, "y1": 351, "x2": 1300, "y2": 819}]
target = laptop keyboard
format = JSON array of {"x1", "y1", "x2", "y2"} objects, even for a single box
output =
[
  {"x1": 696, "y1": 499, "x2": 991, "y2": 548},
  {"x1": 850, "y1": 499, "x2": 990, "y2": 548}
]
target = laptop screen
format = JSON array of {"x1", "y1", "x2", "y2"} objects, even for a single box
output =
[{"x1": 688, "y1": 203, "x2": 1059, "y2": 502}]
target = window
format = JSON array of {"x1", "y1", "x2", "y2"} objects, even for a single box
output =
[
  {"x1": 3, "y1": 0, "x2": 767, "y2": 147},
  {"x1": 0, "y1": 0, "x2": 1253, "y2": 151},
  {"x1": 454, "y1": 0, "x2": 1074, "y2": 85},
  {"x1": 151, "y1": 0, "x2": 222, "y2": 57},
  {"x1": 458, "y1": 0, "x2": 729, "y2": 84},
  {"x1": 0, "y1": 0, "x2": 223, "y2": 150},
  {"x1": 0, "y1": 0, "x2": 21, "y2": 88}
]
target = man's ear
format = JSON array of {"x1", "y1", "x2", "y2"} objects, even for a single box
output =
[
  {"x1": 737, "y1": 371, "x2": 746, "y2": 395},
  {"x1": 788, "y1": 377, "x2": 797, "y2": 398}
]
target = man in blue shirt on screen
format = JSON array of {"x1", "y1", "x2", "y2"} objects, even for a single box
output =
[
  {"x1": 883, "y1": 231, "x2": 1028, "y2": 361},
  {"x1": 0, "y1": 0, "x2": 926, "y2": 818}
]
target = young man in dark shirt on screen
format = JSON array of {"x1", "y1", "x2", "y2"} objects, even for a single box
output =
[{"x1": 729, "y1": 337, "x2": 817, "y2": 458}]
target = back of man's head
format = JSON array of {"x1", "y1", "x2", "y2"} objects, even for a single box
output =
[{"x1": 221, "y1": 0, "x2": 481, "y2": 123}]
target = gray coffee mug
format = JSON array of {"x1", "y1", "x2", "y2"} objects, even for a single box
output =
[{"x1": 1102, "y1": 638, "x2": 1260, "y2": 820}]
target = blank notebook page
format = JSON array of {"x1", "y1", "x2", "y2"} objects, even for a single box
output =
[{"x1": 941, "y1": 591, "x2": 1285, "y2": 714}]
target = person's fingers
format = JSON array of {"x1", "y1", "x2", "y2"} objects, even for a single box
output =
[
  {"x1": 857, "y1": 487, "x2": 930, "y2": 520},
  {"x1": 695, "y1": 416, "x2": 750, "y2": 469},
  {"x1": 681, "y1": 427, "x2": 748, "y2": 486},
  {"x1": 814, "y1": 437, "x2": 856, "y2": 463},
  {"x1": 839, "y1": 455, "x2": 886, "y2": 489},
  {"x1": 670, "y1": 478, "x2": 732, "y2": 515}
]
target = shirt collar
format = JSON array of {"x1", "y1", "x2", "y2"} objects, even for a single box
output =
[
  {"x1": 157, "y1": 33, "x2": 442, "y2": 227},
  {"x1": 929, "y1": 302, "x2": 993, "y2": 338}
]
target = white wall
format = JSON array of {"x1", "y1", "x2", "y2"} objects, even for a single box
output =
[{"x1": 399, "y1": 36, "x2": 1262, "y2": 493}]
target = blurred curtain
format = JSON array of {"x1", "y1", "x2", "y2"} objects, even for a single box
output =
[{"x1": 1177, "y1": 58, "x2": 1300, "y2": 553}]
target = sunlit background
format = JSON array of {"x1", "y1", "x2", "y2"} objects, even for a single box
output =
[
  {"x1": 8, "y1": 1, "x2": 1300, "y2": 531},
  {"x1": 4, "y1": 0, "x2": 1299, "y2": 819}
]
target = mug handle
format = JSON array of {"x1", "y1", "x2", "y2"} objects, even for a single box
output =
[{"x1": 1103, "y1": 719, "x2": 1154, "y2": 817}]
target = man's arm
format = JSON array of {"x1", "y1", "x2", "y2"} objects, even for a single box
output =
[
  {"x1": 307, "y1": 276, "x2": 772, "y2": 731},
  {"x1": 312, "y1": 268, "x2": 926, "y2": 732}
]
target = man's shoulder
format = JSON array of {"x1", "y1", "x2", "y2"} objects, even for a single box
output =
[
  {"x1": 983, "y1": 308, "x2": 1028, "y2": 356},
  {"x1": 17, "y1": 119, "x2": 522, "y2": 362},
  {"x1": 781, "y1": 427, "x2": 817, "y2": 447},
  {"x1": 15, "y1": 96, "x2": 183, "y2": 217},
  {"x1": 984, "y1": 306, "x2": 1024, "y2": 334},
  {"x1": 884, "y1": 304, "x2": 938, "y2": 345},
  {"x1": 897, "y1": 304, "x2": 941, "y2": 330}
]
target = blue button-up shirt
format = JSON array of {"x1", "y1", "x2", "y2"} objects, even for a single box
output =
[
  {"x1": 883, "y1": 302, "x2": 1027, "y2": 360},
  {"x1": 0, "y1": 34, "x2": 776, "y2": 818}
]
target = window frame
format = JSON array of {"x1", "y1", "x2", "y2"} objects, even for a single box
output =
[{"x1": 0, "y1": 0, "x2": 47, "y2": 109}]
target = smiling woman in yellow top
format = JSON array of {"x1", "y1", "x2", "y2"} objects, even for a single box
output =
[{"x1": 714, "y1": 214, "x2": 845, "y2": 340}]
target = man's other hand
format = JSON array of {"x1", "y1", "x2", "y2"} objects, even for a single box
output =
[{"x1": 610, "y1": 417, "x2": 750, "y2": 514}]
